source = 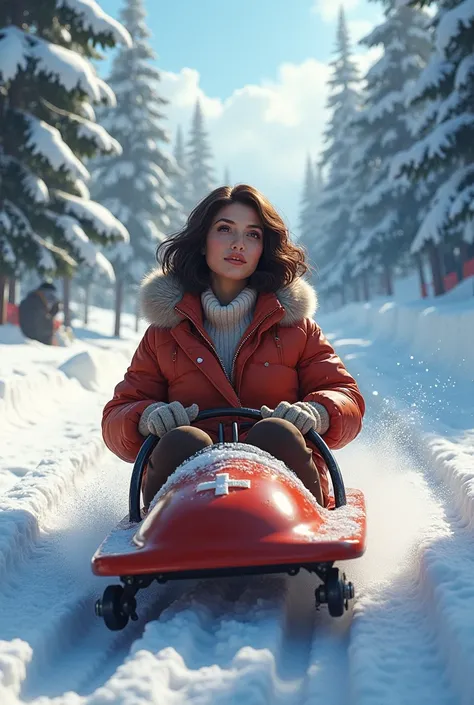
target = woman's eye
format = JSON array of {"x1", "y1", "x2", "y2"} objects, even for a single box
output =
[
  {"x1": 217, "y1": 225, "x2": 230, "y2": 232},
  {"x1": 248, "y1": 231, "x2": 261, "y2": 239}
]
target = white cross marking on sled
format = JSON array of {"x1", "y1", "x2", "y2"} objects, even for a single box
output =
[{"x1": 196, "y1": 473, "x2": 251, "y2": 496}]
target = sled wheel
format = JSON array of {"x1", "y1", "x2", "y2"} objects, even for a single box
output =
[
  {"x1": 97, "y1": 585, "x2": 129, "y2": 631},
  {"x1": 326, "y1": 569, "x2": 345, "y2": 617}
]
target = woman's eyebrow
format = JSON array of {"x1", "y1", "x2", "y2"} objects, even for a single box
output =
[{"x1": 214, "y1": 218, "x2": 263, "y2": 230}]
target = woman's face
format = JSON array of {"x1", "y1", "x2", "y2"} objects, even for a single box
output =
[{"x1": 204, "y1": 202, "x2": 264, "y2": 285}]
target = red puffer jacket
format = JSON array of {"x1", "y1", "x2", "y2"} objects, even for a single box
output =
[{"x1": 102, "y1": 271, "x2": 365, "y2": 501}]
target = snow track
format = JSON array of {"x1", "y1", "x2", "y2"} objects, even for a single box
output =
[{"x1": 1, "y1": 312, "x2": 474, "y2": 703}]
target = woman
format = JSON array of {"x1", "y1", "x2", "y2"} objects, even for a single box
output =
[{"x1": 102, "y1": 185, "x2": 365, "y2": 510}]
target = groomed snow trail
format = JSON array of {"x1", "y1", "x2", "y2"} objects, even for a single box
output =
[{"x1": 0, "y1": 315, "x2": 473, "y2": 704}]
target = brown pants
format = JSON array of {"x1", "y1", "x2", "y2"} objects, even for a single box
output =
[{"x1": 143, "y1": 418, "x2": 323, "y2": 508}]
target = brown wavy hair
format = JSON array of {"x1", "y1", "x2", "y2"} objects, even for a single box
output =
[{"x1": 157, "y1": 184, "x2": 308, "y2": 293}]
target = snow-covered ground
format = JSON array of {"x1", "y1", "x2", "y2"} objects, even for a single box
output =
[{"x1": 0, "y1": 280, "x2": 473, "y2": 705}]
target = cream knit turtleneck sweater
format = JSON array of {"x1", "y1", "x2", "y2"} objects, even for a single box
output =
[{"x1": 201, "y1": 287, "x2": 257, "y2": 380}]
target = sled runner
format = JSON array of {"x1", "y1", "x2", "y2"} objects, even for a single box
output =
[{"x1": 92, "y1": 408, "x2": 366, "y2": 630}]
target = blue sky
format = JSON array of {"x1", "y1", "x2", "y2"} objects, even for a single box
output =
[
  {"x1": 98, "y1": 0, "x2": 383, "y2": 232},
  {"x1": 99, "y1": 0, "x2": 379, "y2": 99}
]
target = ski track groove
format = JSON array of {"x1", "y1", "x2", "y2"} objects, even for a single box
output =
[
  {"x1": 106, "y1": 575, "x2": 304, "y2": 705},
  {"x1": 72, "y1": 573, "x2": 327, "y2": 705},
  {"x1": 26, "y1": 580, "x2": 185, "y2": 699},
  {"x1": 0, "y1": 457, "x2": 130, "y2": 700}
]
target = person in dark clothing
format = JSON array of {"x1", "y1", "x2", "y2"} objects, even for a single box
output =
[{"x1": 18, "y1": 282, "x2": 61, "y2": 345}]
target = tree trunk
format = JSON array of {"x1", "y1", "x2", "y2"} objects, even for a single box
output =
[
  {"x1": 0, "y1": 276, "x2": 8, "y2": 325},
  {"x1": 383, "y1": 262, "x2": 393, "y2": 296},
  {"x1": 352, "y1": 280, "x2": 360, "y2": 302},
  {"x1": 135, "y1": 303, "x2": 140, "y2": 333},
  {"x1": 340, "y1": 284, "x2": 346, "y2": 307},
  {"x1": 362, "y1": 271, "x2": 370, "y2": 302},
  {"x1": 459, "y1": 241, "x2": 474, "y2": 281},
  {"x1": 114, "y1": 278, "x2": 123, "y2": 338},
  {"x1": 426, "y1": 241, "x2": 444, "y2": 296},
  {"x1": 83, "y1": 282, "x2": 91, "y2": 326},
  {"x1": 8, "y1": 278, "x2": 17, "y2": 304},
  {"x1": 415, "y1": 253, "x2": 427, "y2": 298},
  {"x1": 63, "y1": 277, "x2": 71, "y2": 327},
  {"x1": 460, "y1": 241, "x2": 469, "y2": 277}
]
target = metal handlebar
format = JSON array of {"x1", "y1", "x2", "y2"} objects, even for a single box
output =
[{"x1": 128, "y1": 407, "x2": 346, "y2": 522}]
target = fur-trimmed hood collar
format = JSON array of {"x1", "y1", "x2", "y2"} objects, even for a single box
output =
[{"x1": 140, "y1": 269, "x2": 318, "y2": 329}]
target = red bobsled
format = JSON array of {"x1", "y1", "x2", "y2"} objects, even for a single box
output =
[{"x1": 92, "y1": 408, "x2": 366, "y2": 630}]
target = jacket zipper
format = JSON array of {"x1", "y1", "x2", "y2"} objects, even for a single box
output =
[
  {"x1": 230, "y1": 308, "x2": 279, "y2": 383},
  {"x1": 174, "y1": 305, "x2": 280, "y2": 404},
  {"x1": 174, "y1": 306, "x2": 235, "y2": 388}
]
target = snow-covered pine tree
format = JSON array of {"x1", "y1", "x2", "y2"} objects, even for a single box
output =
[
  {"x1": 91, "y1": 0, "x2": 182, "y2": 290},
  {"x1": 169, "y1": 125, "x2": 189, "y2": 229},
  {"x1": 187, "y1": 98, "x2": 215, "y2": 209},
  {"x1": 349, "y1": 1, "x2": 433, "y2": 297},
  {"x1": 0, "y1": 0, "x2": 130, "y2": 322},
  {"x1": 313, "y1": 8, "x2": 362, "y2": 305},
  {"x1": 298, "y1": 155, "x2": 315, "y2": 248},
  {"x1": 297, "y1": 155, "x2": 323, "y2": 261},
  {"x1": 391, "y1": 0, "x2": 474, "y2": 295},
  {"x1": 90, "y1": 0, "x2": 184, "y2": 336}
]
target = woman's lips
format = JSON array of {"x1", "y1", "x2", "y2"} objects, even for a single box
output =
[{"x1": 224, "y1": 257, "x2": 246, "y2": 265}]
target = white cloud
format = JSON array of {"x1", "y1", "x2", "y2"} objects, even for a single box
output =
[
  {"x1": 312, "y1": 0, "x2": 361, "y2": 22},
  {"x1": 161, "y1": 67, "x2": 222, "y2": 117},
  {"x1": 161, "y1": 59, "x2": 331, "y2": 232}
]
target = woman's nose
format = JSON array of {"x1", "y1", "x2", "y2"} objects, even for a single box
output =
[{"x1": 231, "y1": 233, "x2": 245, "y2": 249}]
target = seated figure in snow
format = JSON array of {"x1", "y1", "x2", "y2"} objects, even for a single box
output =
[
  {"x1": 102, "y1": 185, "x2": 365, "y2": 510},
  {"x1": 18, "y1": 281, "x2": 61, "y2": 346}
]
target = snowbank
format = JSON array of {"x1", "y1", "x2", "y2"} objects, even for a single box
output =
[
  {"x1": 323, "y1": 280, "x2": 474, "y2": 379},
  {"x1": 0, "y1": 439, "x2": 104, "y2": 576},
  {"x1": 59, "y1": 350, "x2": 104, "y2": 392},
  {"x1": 0, "y1": 368, "x2": 74, "y2": 428},
  {"x1": 0, "y1": 346, "x2": 129, "y2": 427},
  {"x1": 320, "y1": 280, "x2": 474, "y2": 526},
  {"x1": 0, "y1": 640, "x2": 32, "y2": 702},
  {"x1": 0, "y1": 305, "x2": 142, "y2": 427}
]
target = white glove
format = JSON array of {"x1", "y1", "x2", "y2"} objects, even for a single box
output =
[
  {"x1": 260, "y1": 401, "x2": 329, "y2": 435},
  {"x1": 138, "y1": 401, "x2": 199, "y2": 437}
]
